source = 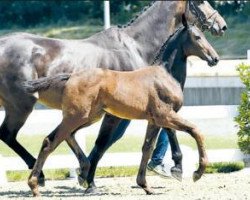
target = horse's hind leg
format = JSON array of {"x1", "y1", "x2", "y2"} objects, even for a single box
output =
[
  {"x1": 0, "y1": 98, "x2": 45, "y2": 186},
  {"x1": 137, "y1": 123, "x2": 159, "y2": 195},
  {"x1": 156, "y1": 111, "x2": 208, "y2": 181},
  {"x1": 165, "y1": 128, "x2": 183, "y2": 181}
]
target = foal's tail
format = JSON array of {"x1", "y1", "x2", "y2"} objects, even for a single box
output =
[{"x1": 23, "y1": 74, "x2": 71, "y2": 93}]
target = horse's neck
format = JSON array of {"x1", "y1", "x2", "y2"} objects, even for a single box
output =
[
  {"x1": 162, "y1": 39, "x2": 187, "y2": 90},
  {"x1": 124, "y1": 1, "x2": 185, "y2": 64}
]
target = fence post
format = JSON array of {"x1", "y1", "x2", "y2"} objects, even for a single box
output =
[
  {"x1": 0, "y1": 155, "x2": 7, "y2": 185},
  {"x1": 104, "y1": 1, "x2": 111, "y2": 30},
  {"x1": 247, "y1": 50, "x2": 250, "y2": 60}
]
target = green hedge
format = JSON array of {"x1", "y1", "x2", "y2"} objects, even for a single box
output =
[
  {"x1": 0, "y1": 1, "x2": 149, "y2": 29},
  {"x1": 0, "y1": 1, "x2": 249, "y2": 29},
  {"x1": 235, "y1": 63, "x2": 250, "y2": 154}
]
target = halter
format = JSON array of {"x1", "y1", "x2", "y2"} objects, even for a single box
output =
[{"x1": 186, "y1": 0, "x2": 218, "y2": 32}]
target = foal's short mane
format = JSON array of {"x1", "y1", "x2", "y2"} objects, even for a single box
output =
[
  {"x1": 152, "y1": 26, "x2": 186, "y2": 65},
  {"x1": 118, "y1": 1, "x2": 156, "y2": 29}
]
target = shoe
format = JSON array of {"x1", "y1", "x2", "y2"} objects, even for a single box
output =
[{"x1": 147, "y1": 161, "x2": 172, "y2": 178}]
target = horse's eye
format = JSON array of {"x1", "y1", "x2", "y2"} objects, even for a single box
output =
[
  {"x1": 195, "y1": 35, "x2": 201, "y2": 40},
  {"x1": 196, "y1": 0, "x2": 204, "y2": 5}
]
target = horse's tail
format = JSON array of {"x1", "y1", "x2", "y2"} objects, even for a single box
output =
[{"x1": 23, "y1": 74, "x2": 71, "y2": 93}]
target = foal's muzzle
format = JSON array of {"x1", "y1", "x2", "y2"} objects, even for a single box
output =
[{"x1": 208, "y1": 56, "x2": 219, "y2": 67}]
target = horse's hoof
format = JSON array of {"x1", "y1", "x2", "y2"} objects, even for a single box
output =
[
  {"x1": 85, "y1": 186, "x2": 102, "y2": 194},
  {"x1": 193, "y1": 171, "x2": 202, "y2": 182},
  {"x1": 171, "y1": 166, "x2": 182, "y2": 182}
]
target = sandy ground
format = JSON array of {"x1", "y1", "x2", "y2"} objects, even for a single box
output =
[{"x1": 0, "y1": 169, "x2": 249, "y2": 200}]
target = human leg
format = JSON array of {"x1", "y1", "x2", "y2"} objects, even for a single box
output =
[
  {"x1": 150, "y1": 128, "x2": 169, "y2": 165},
  {"x1": 147, "y1": 128, "x2": 171, "y2": 178}
]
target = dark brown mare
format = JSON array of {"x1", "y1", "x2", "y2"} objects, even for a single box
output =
[
  {"x1": 0, "y1": 1, "x2": 226, "y2": 189},
  {"x1": 24, "y1": 18, "x2": 219, "y2": 196}
]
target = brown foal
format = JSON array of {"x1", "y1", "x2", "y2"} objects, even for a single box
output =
[{"x1": 24, "y1": 66, "x2": 208, "y2": 196}]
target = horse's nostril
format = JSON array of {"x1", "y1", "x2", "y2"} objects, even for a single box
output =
[{"x1": 222, "y1": 26, "x2": 227, "y2": 31}]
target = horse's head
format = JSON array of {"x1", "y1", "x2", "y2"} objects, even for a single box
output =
[
  {"x1": 182, "y1": 15, "x2": 219, "y2": 67},
  {"x1": 185, "y1": 0, "x2": 227, "y2": 36}
]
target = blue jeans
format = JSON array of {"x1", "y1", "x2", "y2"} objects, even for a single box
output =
[
  {"x1": 151, "y1": 128, "x2": 169, "y2": 165},
  {"x1": 107, "y1": 119, "x2": 169, "y2": 165}
]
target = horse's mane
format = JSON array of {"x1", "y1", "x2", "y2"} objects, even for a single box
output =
[{"x1": 118, "y1": 1, "x2": 156, "y2": 29}]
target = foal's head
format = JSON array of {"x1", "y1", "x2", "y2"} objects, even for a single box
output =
[{"x1": 182, "y1": 15, "x2": 219, "y2": 67}]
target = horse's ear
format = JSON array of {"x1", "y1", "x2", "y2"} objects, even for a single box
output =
[{"x1": 182, "y1": 14, "x2": 188, "y2": 29}]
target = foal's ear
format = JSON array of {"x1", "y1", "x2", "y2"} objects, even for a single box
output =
[{"x1": 182, "y1": 14, "x2": 189, "y2": 29}]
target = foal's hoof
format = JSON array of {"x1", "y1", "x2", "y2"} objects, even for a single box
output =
[
  {"x1": 193, "y1": 171, "x2": 202, "y2": 182},
  {"x1": 28, "y1": 177, "x2": 40, "y2": 197},
  {"x1": 144, "y1": 187, "x2": 154, "y2": 195},
  {"x1": 171, "y1": 166, "x2": 182, "y2": 182}
]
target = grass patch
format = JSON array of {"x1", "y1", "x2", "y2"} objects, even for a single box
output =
[
  {"x1": 205, "y1": 16, "x2": 250, "y2": 59},
  {"x1": 96, "y1": 166, "x2": 139, "y2": 178},
  {"x1": 7, "y1": 169, "x2": 70, "y2": 182},
  {"x1": 205, "y1": 162, "x2": 245, "y2": 174},
  {"x1": 0, "y1": 134, "x2": 238, "y2": 157},
  {"x1": 6, "y1": 166, "x2": 139, "y2": 182},
  {"x1": 7, "y1": 161, "x2": 245, "y2": 182},
  {"x1": 0, "y1": 23, "x2": 103, "y2": 40}
]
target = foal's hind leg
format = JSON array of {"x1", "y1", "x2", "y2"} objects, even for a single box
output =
[
  {"x1": 66, "y1": 134, "x2": 90, "y2": 186},
  {"x1": 0, "y1": 98, "x2": 45, "y2": 186},
  {"x1": 156, "y1": 111, "x2": 208, "y2": 181},
  {"x1": 165, "y1": 128, "x2": 183, "y2": 181},
  {"x1": 137, "y1": 124, "x2": 159, "y2": 195}
]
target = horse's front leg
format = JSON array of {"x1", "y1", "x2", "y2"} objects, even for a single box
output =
[
  {"x1": 136, "y1": 123, "x2": 159, "y2": 195},
  {"x1": 165, "y1": 128, "x2": 183, "y2": 181},
  {"x1": 85, "y1": 114, "x2": 130, "y2": 193}
]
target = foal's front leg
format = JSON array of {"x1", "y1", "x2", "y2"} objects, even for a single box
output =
[
  {"x1": 156, "y1": 111, "x2": 208, "y2": 182},
  {"x1": 136, "y1": 123, "x2": 159, "y2": 195}
]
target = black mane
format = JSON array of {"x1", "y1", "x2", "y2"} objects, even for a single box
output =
[
  {"x1": 118, "y1": 1, "x2": 156, "y2": 29},
  {"x1": 152, "y1": 26, "x2": 186, "y2": 65}
]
